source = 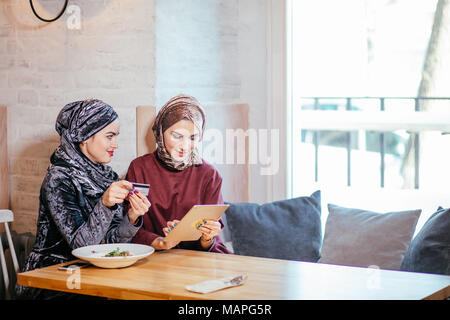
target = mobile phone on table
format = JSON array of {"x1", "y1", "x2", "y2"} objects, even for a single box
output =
[{"x1": 57, "y1": 262, "x2": 91, "y2": 271}]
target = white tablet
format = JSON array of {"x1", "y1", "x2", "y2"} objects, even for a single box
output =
[{"x1": 164, "y1": 204, "x2": 230, "y2": 242}]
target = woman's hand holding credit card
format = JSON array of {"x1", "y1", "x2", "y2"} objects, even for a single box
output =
[{"x1": 126, "y1": 182, "x2": 151, "y2": 225}]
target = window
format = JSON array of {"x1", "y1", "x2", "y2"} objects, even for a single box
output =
[{"x1": 289, "y1": 0, "x2": 450, "y2": 197}]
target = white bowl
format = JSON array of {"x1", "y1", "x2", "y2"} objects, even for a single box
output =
[{"x1": 72, "y1": 243, "x2": 154, "y2": 269}]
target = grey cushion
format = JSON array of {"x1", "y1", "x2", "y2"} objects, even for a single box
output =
[
  {"x1": 400, "y1": 207, "x2": 450, "y2": 275},
  {"x1": 224, "y1": 191, "x2": 322, "y2": 262},
  {"x1": 319, "y1": 204, "x2": 421, "y2": 270}
]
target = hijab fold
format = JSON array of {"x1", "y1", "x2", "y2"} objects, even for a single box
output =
[
  {"x1": 152, "y1": 94, "x2": 205, "y2": 171},
  {"x1": 51, "y1": 99, "x2": 119, "y2": 197}
]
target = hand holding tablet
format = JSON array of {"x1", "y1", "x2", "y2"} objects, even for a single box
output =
[
  {"x1": 197, "y1": 219, "x2": 222, "y2": 242},
  {"x1": 164, "y1": 204, "x2": 229, "y2": 242}
]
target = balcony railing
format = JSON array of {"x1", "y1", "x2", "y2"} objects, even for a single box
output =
[{"x1": 296, "y1": 96, "x2": 450, "y2": 189}]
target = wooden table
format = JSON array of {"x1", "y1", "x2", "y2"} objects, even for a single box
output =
[{"x1": 17, "y1": 249, "x2": 450, "y2": 300}]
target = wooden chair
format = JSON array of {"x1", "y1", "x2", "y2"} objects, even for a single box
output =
[
  {"x1": 136, "y1": 103, "x2": 250, "y2": 203},
  {"x1": 0, "y1": 210, "x2": 19, "y2": 300}
]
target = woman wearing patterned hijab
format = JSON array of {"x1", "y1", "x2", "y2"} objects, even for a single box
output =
[
  {"x1": 125, "y1": 94, "x2": 230, "y2": 253},
  {"x1": 16, "y1": 99, "x2": 150, "y2": 300}
]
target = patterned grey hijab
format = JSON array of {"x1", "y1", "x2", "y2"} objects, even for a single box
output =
[
  {"x1": 51, "y1": 99, "x2": 119, "y2": 197},
  {"x1": 152, "y1": 94, "x2": 205, "y2": 171}
]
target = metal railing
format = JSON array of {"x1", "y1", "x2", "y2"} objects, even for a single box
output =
[{"x1": 298, "y1": 96, "x2": 450, "y2": 189}]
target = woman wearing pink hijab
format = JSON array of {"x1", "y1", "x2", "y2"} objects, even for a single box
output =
[{"x1": 126, "y1": 94, "x2": 230, "y2": 253}]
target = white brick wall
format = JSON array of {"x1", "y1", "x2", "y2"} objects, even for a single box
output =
[
  {"x1": 155, "y1": 0, "x2": 241, "y2": 105},
  {"x1": 1, "y1": 0, "x2": 156, "y2": 233},
  {"x1": 155, "y1": 0, "x2": 270, "y2": 205},
  {"x1": 1, "y1": 0, "x2": 270, "y2": 233}
]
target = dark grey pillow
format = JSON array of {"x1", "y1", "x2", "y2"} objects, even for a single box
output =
[
  {"x1": 400, "y1": 207, "x2": 450, "y2": 275},
  {"x1": 319, "y1": 204, "x2": 421, "y2": 270},
  {"x1": 223, "y1": 191, "x2": 322, "y2": 262}
]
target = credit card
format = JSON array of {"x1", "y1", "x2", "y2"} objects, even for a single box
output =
[{"x1": 131, "y1": 182, "x2": 150, "y2": 196}]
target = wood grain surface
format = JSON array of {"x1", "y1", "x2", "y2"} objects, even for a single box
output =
[{"x1": 17, "y1": 249, "x2": 450, "y2": 300}]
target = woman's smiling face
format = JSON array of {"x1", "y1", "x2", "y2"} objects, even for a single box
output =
[
  {"x1": 79, "y1": 120, "x2": 120, "y2": 164},
  {"x1": 163, "y1": 119, "x2": 200, "y2": 162}
]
